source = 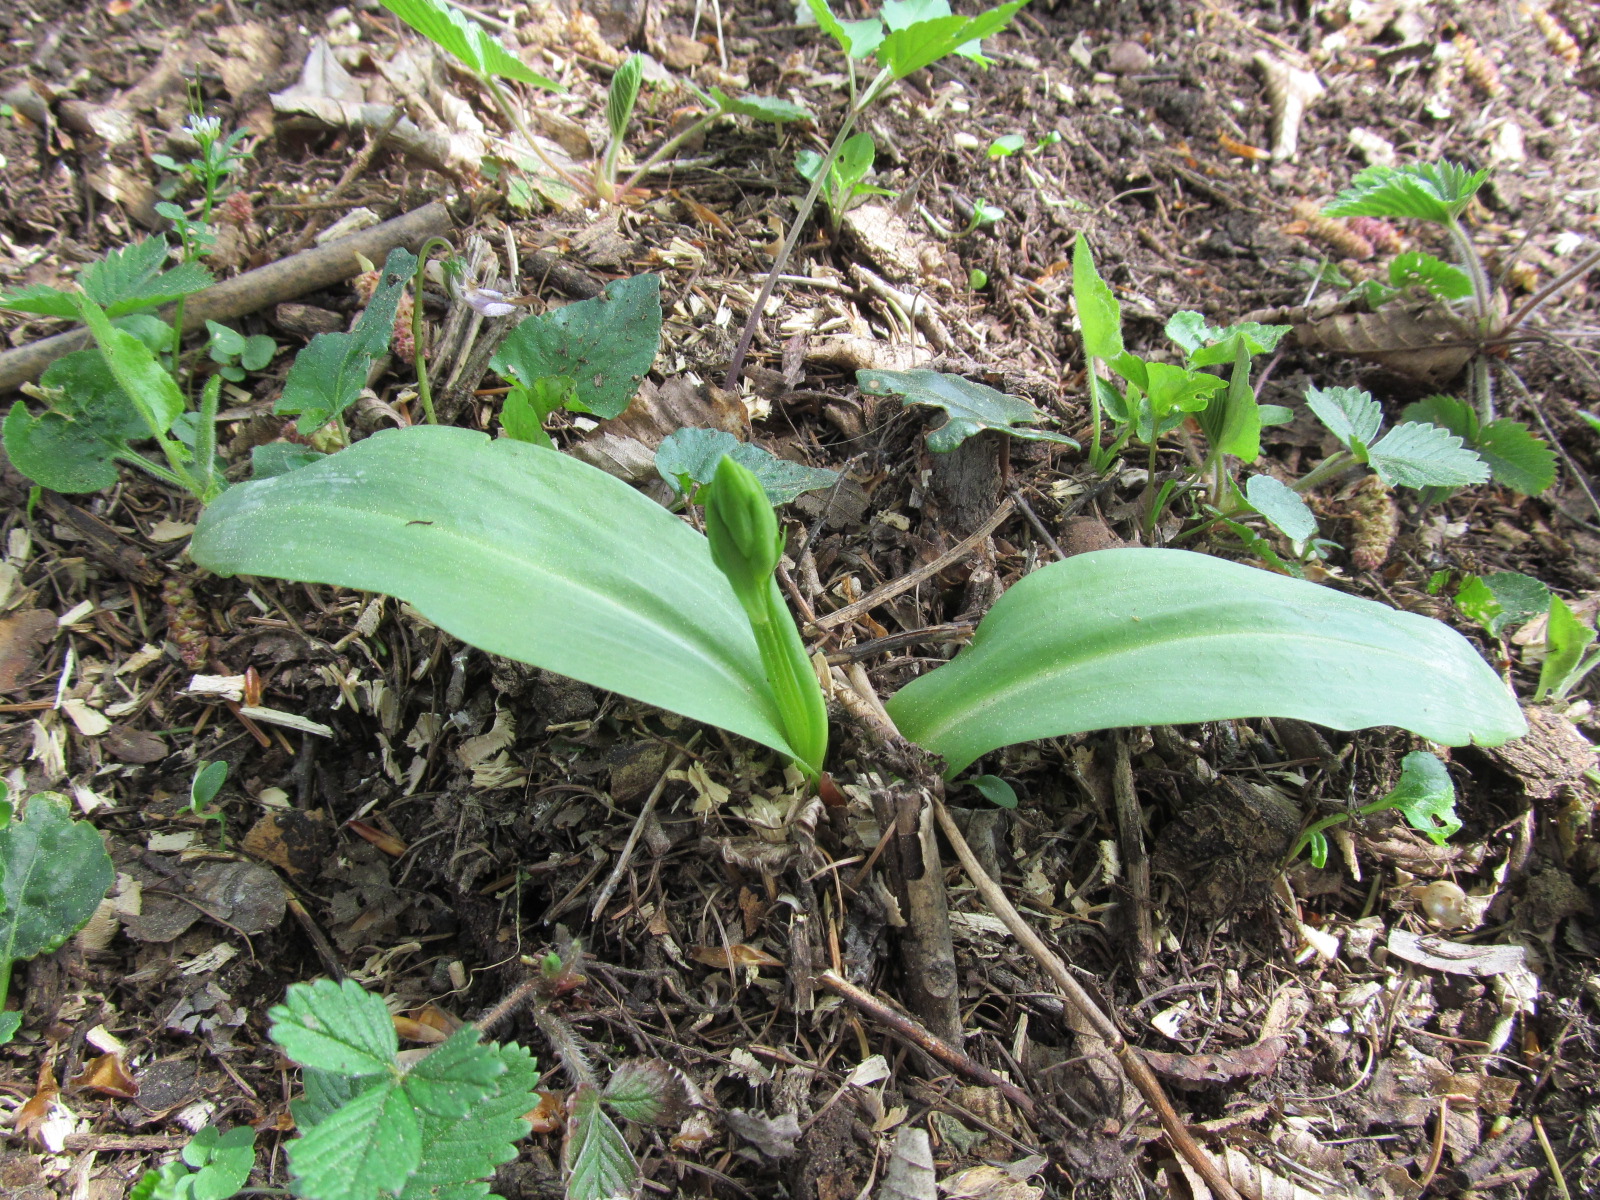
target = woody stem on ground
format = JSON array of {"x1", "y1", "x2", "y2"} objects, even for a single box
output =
[
  {"x1": 931, "y1": 800, "x2": 1246, "y2": 1200},
  {"x1": 724, "y1": 67, "x2": 893, "y2": 391},
  {"x1": 411, "y1": 237, "x2": 453, "y2": 425}
]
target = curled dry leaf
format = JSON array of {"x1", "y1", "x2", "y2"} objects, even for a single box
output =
[
  {"x1": 878, "y1": 1127, "x2": 937, "y2": 1200},
  {"x1": 688, "y1": 943, "x2": 785, "y2": 970},
  {"x1": 1140, "y1": 1036, "x2": 1290, "y2": 1089},
  {"x1": 1290, "y1": 300, "x2": 1476, "y2": 386},
  {"x1": 937, "y1": 1165, "x2": 1044, "y2": 1200},
  {"x1": 70, "y1": 1051, "x2": 140, "y2": 1098}
]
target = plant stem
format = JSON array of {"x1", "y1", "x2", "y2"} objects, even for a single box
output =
[
  {"x1": 1446, "y1": 219, "x2": 1494, "y2": 332},
  {"x1": 411, "y1": 237, "x2": 452, "y2": 425},
  {"x1": 1291, "y1": 450, "x2": 1357, "y2": 494},
  {"x1": 724, "y1": 67, "x2": 893, "y2": 391},
  {"x1": 1087, "y1": 359, "x2": 1106, "y2": 469},
  {"x1": 481, "y1": 74, "x2": 591, "y2": 198},
  {"x1": 617, "y1": 109, "x2": 722, "y2": 198},
  {"x1": 749, "y1": 576, "x2": 828, "y2": 775}
]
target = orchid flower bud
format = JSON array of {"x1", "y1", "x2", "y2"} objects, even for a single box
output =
[{"x1": 704, "y1": 456, "x2": 785, "y2": 609}]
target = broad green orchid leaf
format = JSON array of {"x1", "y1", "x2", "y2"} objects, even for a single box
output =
[
  {"x1": 886, "y1": 548, "x2": 1526, "y2": 777},
  {"x1": 191, "y1": 427, "x2": 799, "y2": 764}
]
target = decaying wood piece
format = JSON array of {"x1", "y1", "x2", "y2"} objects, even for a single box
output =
[{"x1": 1111, "y1": 733, "x2": 1157, "y2": 974}]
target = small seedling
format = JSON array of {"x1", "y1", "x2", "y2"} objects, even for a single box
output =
[
  {"x1": 131, "y1": 1125, "x2": 257, "y2": 1200},
  {"x1": 205, "y1": 321, "x2": 276, "y2": 383},
  {"x1": 597, "y1": 54, "x2": 644, "y2": 201},
  {"x1": 187, "y1": 759, "x2": 230, "y2": 848},
  {"x1": 1289, "y1": 751, "x2": 1461, "y2": 868},
  {"x1": 0, "y1": 785, "x2": 115, "y2": 1045},
  {"x1": 1536, "y1": 594, "x2": 1600, "y2": 702},
  {"x1": 796, "y1": 132, "x2": 892, "y2": 230}
]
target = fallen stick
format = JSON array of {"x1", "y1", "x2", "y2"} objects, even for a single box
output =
[{"x1": 0, "y1": 200, "x2": 453, "y2": 392}]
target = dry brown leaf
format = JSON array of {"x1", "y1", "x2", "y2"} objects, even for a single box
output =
[
  {"x1": 1291, "y1": 299, "x2": 1479, "y2": 386},
  {"x1": 688, "y1": 944, "x2": 785, "y2": 970},
  {"x1": 393, "y1": 1016, "x2": 449, "y2": 1044},
  {"x1": 1142, "y1": 1036, "x2": 1290, "y2": 1089},
  {"x1": 0, "y1": 609, "x2": 57, "y2": 693},
  {"x1": 12, "y1": 1060, "x2": 61, "y2": 1144},
  {"x1": 937, "y1": 1165, "x2": 1044, "y2": 1200},
  {"x1": 525, "y1": 1090, "x2": 566, "y2": 1134},
  {"x1": 70, "y1": 1052, "x2": 140, "y2": 1099}
]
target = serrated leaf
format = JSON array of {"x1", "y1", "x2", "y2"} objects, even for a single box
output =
[
  {"x1": 1073, "y1": 234, "x2": 1123, "y2": 361},
  {"x1": 1323, "y1": 161, "x2": 1489, "y2": 225},
  {"x1": 381, "y1": 0, "x2": 561, "y2": 90},
  {"x1": 707, "y1": 87, "x2": 812, "y2": 123},
  {"x1": 564, "y1": 1083, "x2": 637, "y2": 1200},
  {"x1": 856, "y1": 369, "x2": 1077, "y2": 452},
  {"x1": 1166, "y1": 311, "x2": 1290, "y2": 367},
  {"x1": 3, "y1": 350, "x2": 148, "y2": 493},
  {"x1": 403, "y1": 1027, "x2": 505, "y2": 1117},
  {"x1": 1367, "y1": 421, "x2": 1489, "y2": 488},
  {"x1": 180, "y1": 1126, "x2": 258, "y2": 1200},
  {"x1": 1388, "y1": 251, "x2": 1474, "y2": 301},
  {"x1": 292, "y1": 1066, "x2": 362, "y2": 1130},
  {"x1": 606, "y1": 56, "x2": 643, "y2": 145},
  {"x1": 1245, "y1": 475, "x2": 1318, "y2": 543},
  {"x1": 288, "y1": 1079, "x2": 420, "y2": 1200},
  {"x1": 490, "y1": 275, "x2": 660, "y2": 420},
  {"x1": 0, "y1": 793, "x2": 115, "y2": 968},
  {"x1": 803, "y1": 0, "x2": 881, "y2": 58},
  {"x1": 276, "y1": 247, "x2": 416, "y2": 434},
  {"x1": 398, "y1": 1043, "x2": 540, "y2": 1200},
  {"x1": 876, "y1": 0, "x2": 1027, "y2": 77},
  {"x1": 1400, "y1": 394, "x2": 1477, "y2": 440},
  {"x1": 601, "y1": 1060, "x2": 683, "y2": 1125},
  {"x1": 1473, "y1": 419, "x2": 1556, "y2": 495},
  {"x1": 0, "y1": 283, "x2": 79, "y2": 318},
  {"x1": 654, "y1": 428, "x2": 839, "y2": 504},
  {"x1": 1367, "y1": 751, "x2": 1460, "y2": 845},
  {"x1": 82, "y1": 239, "x2": 212, "y2": 317},
  {"x1": 967, "y1": 774, "x2": 1017, "y2": 809},
  {"x1": 1456, "y1": 571, "x2": 1549, "y2": 637},
  {"x1": 269, "y1": 979, "x2": 398, "y2": 1077},
  {"x1": 1305, "y1": 383, "x2": 1383, "y2": 455}
]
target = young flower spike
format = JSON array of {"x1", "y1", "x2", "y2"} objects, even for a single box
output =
[{"x1": 703, "y1": 455, "x2": 829, "y2": 776}]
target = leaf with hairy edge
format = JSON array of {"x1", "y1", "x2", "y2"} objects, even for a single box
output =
[
  {"x1": 398, "y1": 1043, "x2": 540, "y2": 1200},
  {"x1": 276, "y1": 247, "x2": 417, "y2": 433},
  {"x1": 3, "y1": 351, "x2": 148, "y2": 493},
  {"x1": 877, "y1": 1, "x2": 1028, "y2": 76},
  {"x1": 1245, "y1": 475, "x2": 1317, "y2": 542},
  {"x1": 191, "y1": 426, "x2": 801, "y2": 765},
  {"x1": 288, "y1": 1080, "x2": 421, "y2": 1200},
  {"x1": 708, "y1": 88, "x2": 812, "y2": 123},
  {"x1": 1323, "y1": 161, "x2": 1488, "y2": 225},
  {"x1": 1305, "y1": 384, "x2": 1382, "y2": 455},
  {"x1": 0, "y1": 239, "x2": 211, "y2": 319},
  {"x1": 606, "y1": 56, "x2": 643, "y2": 145},
  {"x1": 1072, "y1": 234, "x2": 1123, "y2": 361},
  {"x1": 857, "y1": 369, "x2": 1077, "y2": 452},
  {"x1": 1388, "y1": 251, "x2": 1474, "y2": 301},
  {"x1": 601, "y1": 1060, "x2": 686, "y2": 1125},
  {"x1": 292, "y1": 1067, "x2": 362, "y2": 1129},
  {"x1": 1366, "y1": 422, "x2": 1488, "y2": 488},
  {"x1": 490, "y1": 275, "x2": 661, "y2": 419},
  {"x1": 564, "y1": 1083, "x2": 637, "y2": 1200},
  {"x1": 0, "y1": 794, "x2": 115, "y2": 977},
  {"x1": 655, "y1": 428, "x2": 839, "y2": 504},
  {"x1": 269, "y1": 979, "x2": 397, "y2": 1077},
  {"x1": 885, "y1": 548, "x2": 1526, "y2": 777},
  {"x1": 403, "y1": 1027, "x2": 505, "y2": 1117},
  {"x1": 1471, "y1": 420, "x2": 1555, "y2": 495},
  {"x1": 381, "y1": 0, "x2": 562, "y2": 90}
]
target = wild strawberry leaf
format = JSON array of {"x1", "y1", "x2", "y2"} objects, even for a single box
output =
[
  {"x1": 563, "y1": 1083, "x2": 637, "y2": 1200},
  {"x1": 1366, "y1": 422, "x2": 1489, "y2": 489},
  {"x1": 1323, "y1": 161, "x2": 1488, "y2": 225},
  {"x1": 1245, "y1": 474, "x2": 1318, "y2": 543},
  {"x1": 403, "y1": 1027, "x2": 506, "y2": 1118},
  {"x1": 1305, "y1": 383, "x2": 1383, "y2": 455},
  {"x1": 287, "y1": 1079, "x2": 421, "y2": 1200},
  {"x1": 268, "y1": 979, "x2": 398, "y2": 1078},
  {"x1": 397, "y1": 1043, "x2": 541, "y2": 1200}
]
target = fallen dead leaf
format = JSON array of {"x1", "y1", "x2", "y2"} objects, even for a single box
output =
[
  {"x1": 0, "y1": 609, "x2": 57, "y2": 693},
  {"x1": 70, "y1": 1052, "x2": 139, "y2": 1099},
  {"x1": 689, "y1": 944, "x2": 785, "y2": 970}
]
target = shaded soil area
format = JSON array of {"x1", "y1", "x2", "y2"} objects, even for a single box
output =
[{"x1": 1, "y1": 1, "x2": 1599, "y2": 1198}]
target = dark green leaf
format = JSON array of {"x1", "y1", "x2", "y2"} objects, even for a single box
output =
[
  {"x1": 251, "y1": 443, "x2": 324, "y2": 479},
  {"x1": 0, "y1": 284, "x2": 78, "y2": 319},
  {"x1": 967, "y1": 774, "x2": 1017, "y2": 809},
  {"x1": 3, "y1": 348, "x2": 148, "y2": 493},
  {"x1": 1455, "y1": 571, "x2": 1549, "y2": 637},
  {"x1": 268, "y1": 978, "x2": 398, "y2": 1077},
  {"x1": 1323, "y1": 161, "x2": 1489, "y2": 225},
  {"x1": 564, "y1": 1083, "x2": 637, "y2": 1200},
  {"x1": 857, "y1": 369, "x2": 1077, "y2": 452},
  {"x1": 276, "y1": 247, "x2": 417, "y2": 433},
  {"x1": 292, "y1": 1067, "x2": 361, "y2": 1130},
  {"x1": 1364, "y1": 751, "x2": 1460, "y2": 845},
  {"x1": 190, "y1": 760, "x2": 228, "y2": 810},
  {"x1": 180, "y1": 1126, "x2": 258, "y2": 1200},
  {"x1": 876, "y1": 0, "x2": 1027, "y2": 76},
  {"x1": 78, "y1": 237, "x2": 212, "y2": 316},
  {"x1": 489, "y1": 274, "x2": 660, "y2": 419},
  {"x1": 1473, "y1": 419, "x2": 1556, "y2": 495},
  {"x1": 654, "y1": 428, "x2": 839, "y2": 504},
  {"x1": 1388, "y1": 251, "x2": 1474, "y2": 301},
  {"x1": 402, "y1": 1027, "x2": 505, "y2": 1118},
  {"x1": 601, "y1": 1059, "x2": 681, "y2": 1124},
  {"x1": 397, "y1": 1043, "x2": 540, "y2": 1200},
  {"x1": 0, "y1": 793, "x2": 114, "y2": 971},
  {"x1": 288, "y1": 1079, "x2": 420, "y2": 1200}
]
